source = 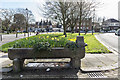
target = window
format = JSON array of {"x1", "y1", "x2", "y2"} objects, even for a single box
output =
[
  {"x1": 87, "y1": 23, "x2": 89, "y2": 25},
  {"x1": 115, "y1": 23, "x2": 119, "y2": 26},
  {"x1": 83, "y1": 22, "x2": 85, "y2": 26},
  {"x1": 110, "y1": 23, "x2": 114, "y2": 26}
]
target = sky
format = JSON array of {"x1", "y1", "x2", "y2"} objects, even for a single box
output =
[{"x1": 0, "y1": 0, "x2": 119, "y2": 21}]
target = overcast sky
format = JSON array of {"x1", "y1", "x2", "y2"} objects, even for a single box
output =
[{"x1": 0, "y1": 0, "x2": 119, "y2": 21}]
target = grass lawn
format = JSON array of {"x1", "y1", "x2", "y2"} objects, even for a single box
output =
[{"x1": 0, "y1": 33, "x2": 111, "y2": 53}]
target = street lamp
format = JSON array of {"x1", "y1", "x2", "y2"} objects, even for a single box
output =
[
  {"x1": 0, "y1": 19, "x2": 2, "y2": 41},
  {"x1": 26, "y1": 8, "x2": 29, "y2": 37},
  {"x1": 92, "y1": 8, "x2": 95, "y2": 35}
]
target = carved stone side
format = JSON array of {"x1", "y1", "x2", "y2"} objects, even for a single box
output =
[
  {"x1": 70, "y1": 58, "x2": 81, "y2": 69},
  {"x1": 13, "y1": 58, "x2": 21, "y2": 72},
  {"x1": 20, "y1": 59, "x2": 25, "y2": 69}
]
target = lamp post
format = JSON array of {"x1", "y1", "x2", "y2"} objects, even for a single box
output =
[
  {"x1": 26, "y1": 8, "x2": 29, "y2": 37},
  {"x1": 92, "y1": 9, "x2": 95, "y2": 35},
  {"x1": 0, "y1": 19, "x2": 2, "y2": 41}
]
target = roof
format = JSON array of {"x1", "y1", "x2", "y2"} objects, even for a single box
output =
[{"x1": 106, "y1": 18, "x2": 119, "y2": 22}]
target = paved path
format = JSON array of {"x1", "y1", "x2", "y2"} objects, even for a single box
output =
[
  {"x1": 81, "y1": 53, "x2": 118, "y2": 71},
  {"x1": 0, "y1": 52, "x2": 118, "y2": 71},
  {"x1": 0, "y1": 52, "x2": 118, "y2": 79},
  {"x1": 0, "y1": 33, "x2": 36, "y2": 46}
]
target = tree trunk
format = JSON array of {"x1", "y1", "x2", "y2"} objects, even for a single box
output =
[
  {"x1": 7, "y1": 27, "x2": 9, "y2": 34},
  {"x1": 79, "y1": 21, "x2": 81, "y2": 36},
  {"x1": 63, "y1": 26, "x2": 67, "y2": 37},
  {"x1": 71, "y1": 27, "x2": 74, "y2": 34},
  {"x1": 79, "y1": 2, "x2": 82, "y2": 36},
  {"x1": 63, "y1": 19, "x2": 67, "y2": 37}
]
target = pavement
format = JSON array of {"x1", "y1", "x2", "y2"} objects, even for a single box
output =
[
  {"x1": 0, "y1": 33, "x2": 36, "y2": 46},
  {"x1": 0, "y1": 33, "x2": 119, "y2": 79}
]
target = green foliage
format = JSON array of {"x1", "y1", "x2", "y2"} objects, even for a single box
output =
[
  {"x1": 33, "y1": 42, "x2": 51, "y2": 52},
  {"x1": 65, "y1": 41, "x2": 78, "y2": 50},
  {"x1": 13, "y1": 14, "x2": 26, "y2": 30}
]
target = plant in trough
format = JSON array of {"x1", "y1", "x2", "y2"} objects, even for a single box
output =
[
  {"x1": 65, "y1": 41, "x2": 78, "y2": 50},
  {"x1": 33, "y1": 42, "x2": 51, "y2": 52}
]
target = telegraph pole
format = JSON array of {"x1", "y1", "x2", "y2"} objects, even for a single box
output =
[
  {"x1": 26, "y1": 8, "x2": 29, "y2": 37},
  {"x1": 92, "y1": 9, "x2": 95, "y2": 35}
]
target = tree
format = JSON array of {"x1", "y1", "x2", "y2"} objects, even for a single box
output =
[
  {"x1": 2, "y1": 19, "x2": 10, "y2": 32},
  {"x1": 76, "y1": 0, "x2": 98, "y2": 35},
  {"x1": 13, "y1": 14, "x2": 26, "y2": 30},
  {"x1": 42, "y1": 1, "x2": 72, "y2": 37},
  {"x1": 42, "y1": 0, "x2": 98, "y2": 36},
  {"x1": 49, "y1": 20, "x2": 52, "y2": 25},
  {"x1": 0, "y1": 9, "x2": 15, "y2": 33},
  {"x1": 67, "y1": 3, "x2": 78, "y2": 33},
  {"x1": 16, "y1": 8, "x2": 35, "y2": 32}
]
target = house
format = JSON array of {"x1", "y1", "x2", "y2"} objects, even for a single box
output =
[
  {"x1": 102, "y1": 18, "x2": 120, "y2": 31},
  {"x1": 66, "y1": 18, "x2": 92, "y2": 32},
  {"x1": 75, "y1": 18, "x2": 92, "y2": 32}
]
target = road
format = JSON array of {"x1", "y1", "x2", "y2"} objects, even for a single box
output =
[{"x1": 95, "y1": 33, "x2": 120, "y2": 54}]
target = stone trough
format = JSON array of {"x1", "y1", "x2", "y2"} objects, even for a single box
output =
[{"x1": 8, "y1": 36, "x2": 87, "y2": 72}]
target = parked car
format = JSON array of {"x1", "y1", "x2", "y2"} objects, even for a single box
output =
[
  {"x1": 59, "y1": 29, "x2": 64, "y2": 32},
  {"x1": 100, "y1": 30, "x2": 105, "y2": 33},
  {"x1": 80, "y1": 31, "x2": 85, "y2": 33},
  {"x1": 87, "y1": 30, "x2": 95, "y2": 33},
  {"x1": 53, "y1": 28, "x2": 60, "y2": 32},
  {"x1": 17, "y1": 30, "x2": 22, "y2": 33},
  {"x1": 23, "y1": 30, "x2": 27, "y2": 33},
  {"x1": 35, "y1": 30, "x2": 41, "y2": 33},
  {"x1": 49, "y1": 28, "x2": 53, "y2": 32},
  {"x1": 115, "y1": 29, "x2": 120, "y2": 36},
  {"x1": 108, "y1": 30, "x2": 116, "y2": 33},
  {"x1": 41, "y1": 28, "x2": 46, "y2": 32}
]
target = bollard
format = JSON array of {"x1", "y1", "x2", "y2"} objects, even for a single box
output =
[
  {"x1": 16, "y1": 33, "x2": 18, "y2": 38},
  {"x1": 0, "y1": 35, "x2": 2, "y2": 41},
  {"x1": 28, "y1": 32, "x2": 29, "y2": 37},
  {"x1": 24, "y1": 33, "x2": 26, "y2": 36}
]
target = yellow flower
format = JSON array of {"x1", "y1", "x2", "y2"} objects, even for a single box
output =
[
  {"x1": 61, "y1": 35, "x2": 65, "y2": 38},
  {"x1": 57, "y1": 39, "x2": 59, "y2": 41},
  {"x1": 68, "y1": 38, "x2": 76, "y2": 42},
  {"x1": 39, "y1": 36, "x2": 40, "y2": 38},
  {"x1": 51, "y1": 38, "x2": 54, "y2": 40},
  {"x1": 47, "y1": 36, "x2": 49, "y2": 38},
  {"x1": 26, "y1": 38, "x2": 28, "y2": 40}
]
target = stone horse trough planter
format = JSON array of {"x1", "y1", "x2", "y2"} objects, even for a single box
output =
[{"x1": 8, "y1": 36, "x2": 87, "y2": 72}]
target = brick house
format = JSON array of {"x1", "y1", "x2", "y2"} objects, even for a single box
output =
[{"x1": 69, "y1": 18, "x2": 92, "y2": 32}]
